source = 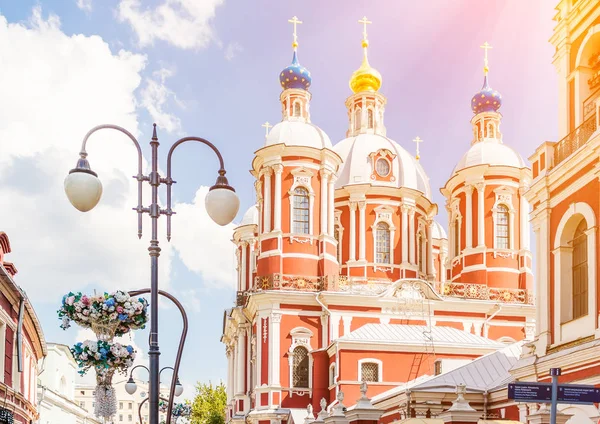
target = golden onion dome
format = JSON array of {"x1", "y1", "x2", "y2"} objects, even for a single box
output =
[{"x1": 349, "y1": 39, "x2": 382, "y2": 93}]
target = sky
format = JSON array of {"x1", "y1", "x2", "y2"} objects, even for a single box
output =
[{"x1": 0, "y1": 0, "x2": 558, "y2": 403}]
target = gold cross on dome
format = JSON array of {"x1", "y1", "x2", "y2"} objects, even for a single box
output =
[
  {"x1": 288, "y1": 16, "x2": 303, "y2": 49},
  {"x1": 358, "y1": 16, "x2": 372, "y2": 40},
  {"x1": 480, "y1": 41, "x2": 492, "y2": 74},
  {"x1": 262, "y1": 121, "x2": 273, "y2": 137},
  {"x1": 413, "y1": 136, "x2": 424, "y2": 160}
]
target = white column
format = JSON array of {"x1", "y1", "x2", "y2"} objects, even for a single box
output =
[
  {"x1": 476, "y1": 182, "x2": 485, "y2": 247},
  {"x1": 240, "y1": 242, "x2": 247, "y2": 291},
  {"x1": 256, "y1": 316, "x2": 263, "y2": 387},
  {"x1": 249, "y1": 241, "x2": 255, "y2": 276},
  {"x1": 328, "y1": 178, "x2": 335, "y2": 236},
  {"x1": 330, "y1": 314, "x2": 341, "y2": 340},
  {"x1": 358, "y1": 201, "x2": 366, "y2": 260},
  {"x1": 408, "y1": 207, "x2": 416, "y2": 264},
  {"x1": 236, "y1": 332, "x2": 245, "y2": 395},
  {"x1": 227, "y1": 348, "x2": 234, "y2": 401},
  {"x1": 320, "y1": 171, "x2": 329, "y2": 235},
  {"x1": 465, "y1": 185, "x2": 473, "y2": 248},
  {"x1": 519, "y1": 187, "x2": 530, "y2": 250},
  {"x1": 427, "y1": 220, "x2": 434, "y2": 276},
  {"x1": 269, "y1": 313, "x2": 281, "y2": 387},
  {"x1": 321, "y1": 313, "x2": 329, "y2": 347},
  {"x1": 245, "y1": 327, "x2": 251, "y2": 405},
  {"x1": 440, "y1": 252, "x2": 446, "y2": 283},
  {"x1": 263, "y1": 169, "x2": 272, "y2": 233},
  {"x1": 401, "y1": 205, "x2": 409, "y2": 264},
  {"x1": 349, "y1": 203, "x2": 357, "y2": 261},
  {"x1": 342, "y1": 315, "x2": 353, "y2": 336},
  {"x1": 273, "y1": 164, "x2": 283, "y2": 231},
  {"x1": 534, "y1": 213, "x2": 551, "y2": 348}
]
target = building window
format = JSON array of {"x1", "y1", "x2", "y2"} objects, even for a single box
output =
[
  {"x1": 496, "y1": 204, "x2": 510, "y2": 249},
  {"x1": 329, "y1": 363, "x2": 336, "y2": 387},
  {"x1": 292, "y1": 187, "x2": 310, "y2": 234},
  {"x1": 292, "y1": 346, "x2": 309, "y2": 388},
  {"x1": 572, "y1": 220, "x2": 588, "y2": 319},
  {"x1": 129, "y1": 402, "x2": 133, "y2": 409},
  {"x1": 119, "y1": 415, "x2": 123, "y2": 422},
  {"x1": 375, "y1": 222, "x2": 391, "y2": 264},
  {"x1": 360, "y1": 362, "x2": 380, "y2": 382},
  {"x1": 418, "y1": 234, "x2": 424, "y2": 272},
  {"x1": 453, "y1": 219, "x2": 459, "y2": 256},
  {"x1": 80, "y1": 390, "x2": 85, "y2": 395},
  {"x1": 375, "y1": 157, "x2": 390, "y2": 177},
  {"x1": 120, "y1": 402, "x2": 123, "y2": 409},
  {"x1": 354, "y1": 107, "x2": 361, "y2": 131},
  {"x1": 434, "y1": 360, "x2": 442, "y2": 376},
  {"x1": 367, "y1": 108, "x2": 374, "y2": 128},
  {"x1": 128, "y1": 415, "x2": 132, "y2": 422},
  {"x1": 293, "y1": 101, "x2": 301, "y2": 117}
]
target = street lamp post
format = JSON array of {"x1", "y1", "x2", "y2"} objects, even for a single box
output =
[{"x1": 64, "y1": 123, "x2": 240, "y2": 424}]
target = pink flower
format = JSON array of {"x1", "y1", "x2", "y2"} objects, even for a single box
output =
[
  {"x1": 116, "y1": 306, "x2": 124, "y2": 313},
  {"x1": 67, "y1": 296, "x2": 75, "y2": 306},
  {"x1": 82, "y1": 296, "x2": 90, "y2": 305}
]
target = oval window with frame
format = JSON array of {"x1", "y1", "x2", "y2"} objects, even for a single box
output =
[{"x1": 375, "y1": 157, "x2": 391, "y2": 177}]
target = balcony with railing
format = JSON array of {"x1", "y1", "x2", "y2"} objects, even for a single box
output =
[{"x1": 552, "y1": 112, "x2": 597, "y2": 169}]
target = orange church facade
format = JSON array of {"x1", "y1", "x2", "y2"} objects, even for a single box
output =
[{"x1": 223, "y1": 15, "x2": 537, "y2": 424}]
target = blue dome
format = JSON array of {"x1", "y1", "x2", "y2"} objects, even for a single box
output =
[
  {"x1": 471, "y1": 75, "x2": 502, "y2": 114},
  {"x1": 279, "y1": 51, "x2": 311, "y2": 90}
]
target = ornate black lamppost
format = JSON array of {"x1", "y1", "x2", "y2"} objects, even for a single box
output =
[{"x1": 64, "y1": 124, "x2": 239, "y2": 424}]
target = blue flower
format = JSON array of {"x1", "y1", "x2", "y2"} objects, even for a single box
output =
[
  {"x1": 126, "y1": 345, "x2": 133, "y2": 354},
  {"x1": 105, "y1": 298, "x2": 115, "y2": 307},
  {"x1": 118, "y1": 314, "x2": 128, "y2": 321}
]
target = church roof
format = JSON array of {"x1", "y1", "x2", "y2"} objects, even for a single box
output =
[
  {"x1": 453, "y1": 140, "x2": 526, "y2": 173},
  {"x1": 338, "y1": 324, "x2": 505, "y2": 348},
  {"x1": 410, "y1": 342, "x2": 523, "y2": 392}
]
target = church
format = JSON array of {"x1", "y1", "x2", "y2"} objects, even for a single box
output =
[{"x1": 222, "y1": 2, "x2": 600, "y2": 424}]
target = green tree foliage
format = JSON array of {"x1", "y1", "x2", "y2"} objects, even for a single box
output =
[{"x1": 190, "y1": 381, "x2": 227, "y2": 424}]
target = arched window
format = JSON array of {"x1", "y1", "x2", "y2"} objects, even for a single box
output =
[
  {"x1": 375, "y1": 222, "x2": 391, "y2": 264},
  {"x1": 292, "y1": 346, "x2": 309, "y2": 388},
  {"x1": 292, "y1": 187, "x2": 310, "y2": 234},
  {"x1": 329, "y1": 364, "x2": 336, "y2": 387},
  {"x1": 453, "y1": 220, "x2": 459, "y2": 256},
  {"x1": 293, "y1": 101, "x2": 301, "y2": 117},
  {"x1": 496, "y1": 205, "x2": 510, "y2": 249},
  {"x1": 418, "y1": 234, "x2": 424, "y2": 272},
  {"x1": 334, "y1": 226, "x2": 341, "y2": 263},
  {"x1": 354, "y1": 108, "x2": 362, "y2": 131},
  {"x1": 572, "y1": 220, "x2": 588, "y2": 319},
  {"x1": 367, "y1": 109, "x2": 374, "y2": 129}
]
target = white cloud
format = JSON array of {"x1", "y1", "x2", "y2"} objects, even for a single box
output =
[
  {"x1": 117, "y1": 0, "x2": 224, "y2": 50},
  {"x1": 170, "y1": 187, "x2": 237, "y2": 289},
  {"x1": 0, "y1": 7, "x2": 165, "y2": 301},
  {"x1": 140, "y1": 68, "x2": 183, "y2": 133},
  {"x1": 0, "y1": 6, "x2": 237, "y2": 308},
  {"x1": 76, "y1": 0, "x2": 93, "y2": 12},
  {"x1": 224, "y1": 41, "x2": 242, "y2": 61}
]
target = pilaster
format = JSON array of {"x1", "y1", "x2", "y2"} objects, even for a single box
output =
[{"x1": 273, "y1": 164, "x2": 283, "y2": 231}]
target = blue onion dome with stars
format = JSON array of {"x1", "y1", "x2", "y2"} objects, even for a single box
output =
[
  {"x1": 471, "y1": 75, "x2": 502, "y2": 114},
  {"x1": 279, "y1": 50, "x2": 312, "y2": 90}
]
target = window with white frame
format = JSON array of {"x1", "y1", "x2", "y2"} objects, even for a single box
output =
[
  {"x1": 354, "y1": 107, "x2": 361, "y2": 131},
  {"x1": 293, "y1": 101, "x2": 301, "y2": 117},
  {"x1": 292, "y1": 187, "x2": 310, "y2": 234},
  {"x1": 375, "y1": 222, "x2": 391, "y2": 264},
  {"x1": 367, "y1": 108, "x2": 374, "y2": 129},
  {"x1": 329, "y1": 363, "x2": 336, "y2": 387},
  {"x1": 495, "y1": 204, "x2": 510, "y2": 249},
  {"x1": 359, "y1": 359, "x2": 381, "y2": 382},
  {"x1": 292, "y1": 346, "x2": 309, "y2": 387},
  {"x1": 571, "y1": 219, "x2": 588, "y2": 320}
]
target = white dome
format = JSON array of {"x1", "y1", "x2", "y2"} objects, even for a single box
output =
[
  {"x1": 238, "y1": 205, "x2": 258, "y2": 227},
  {"x1": 333, "y1": 133, "x2": 432, "y2": 199},
  {"x1": 454, "y1": 140, "x2": 526, "y2": 173},
  {"x1": 431, "y1": 220, "x2": 447, "y2": 240},
  {"x1": 265, "y1": 120, "x2": 332, "y2": 149}
]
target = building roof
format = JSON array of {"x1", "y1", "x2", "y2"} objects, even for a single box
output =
[
  {"x1": 453, "y1": 140, "x2": 526, "y2": 173},
  {"x1": 338, "y1": 324, "x2": 505, "y2": 349},
  {"x1": 333, "y1": 133, "x2": 432, "y2": 199},
  {"x1": 266, "y1": 120, "x2": 332, "y2": 149},
  {"x1": 410, "y1": 342, "x2": 523, "y2": 393}
]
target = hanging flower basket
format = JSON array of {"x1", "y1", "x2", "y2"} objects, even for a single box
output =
[
  {"x1": 71, "y1": 340, "x2": 136, "y2": 420},
  {"x1": 58, "y1": 290, "x2": 148, "y2": 339},
  {"x1": 159, "y1": 400, "x2": 192, "y2": 420}
]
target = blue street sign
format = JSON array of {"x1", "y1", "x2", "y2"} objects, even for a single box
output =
[
  {"x1": 558, "y1": 385, "x2": 600, "y2": 405},
  {"x1": 508, "y1": 382, "x2": 600, "y2": 405},
  {"x1": 508, "y1": 383, "x2": 552, "y2": 402}
]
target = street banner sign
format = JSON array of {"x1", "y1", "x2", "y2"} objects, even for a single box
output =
[
  {"x1": 508, "y1": 382, "x2": 552, "y2": 402},
  {"x1": 557, "y1": 385, "x2": 600, "y2": 405}
]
